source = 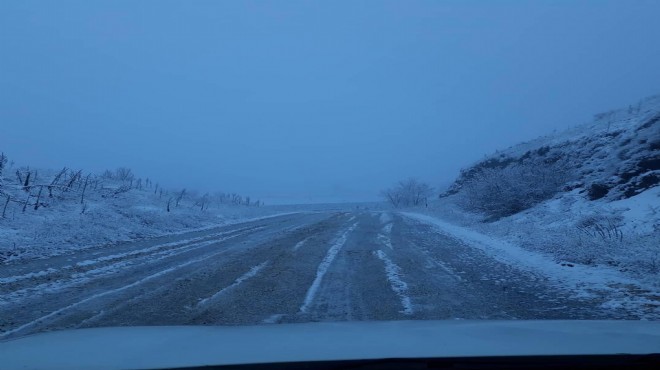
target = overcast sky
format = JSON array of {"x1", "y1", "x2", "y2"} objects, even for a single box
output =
[{"x1": 2, "y1": 1, "x2": 660, "y2": 204}]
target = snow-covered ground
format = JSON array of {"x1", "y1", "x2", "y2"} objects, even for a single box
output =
[
  {"x1": 435, "y1": 94, "x2": 659, "y2": 278},
  {"x1": 418, "y1": 187, "x2": 659, "y2": 282},
  {"x1": 0, "y1": 163, "x2": 291, "y2": 264},
  {"x1": 402, "y1": 209, "x2": 660, "y2": 318}
]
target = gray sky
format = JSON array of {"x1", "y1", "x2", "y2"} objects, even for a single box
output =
[{"x1": 2, "y1": 1, "x2": 660, "y2": 204}]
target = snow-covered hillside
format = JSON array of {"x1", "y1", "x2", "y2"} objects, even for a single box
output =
[
  {"x1": 0, "y1": 161, "x2": 281, "y2": 263},
  {"x1": 431, "y1": 95, "x2": 660, "y2": 286},
  {"x1": 449, "y1": 94, "x2": 660, "y2": 201}
]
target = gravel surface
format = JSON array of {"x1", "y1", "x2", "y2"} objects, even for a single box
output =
[{"x1": 0, "y1": 211, "x2": 633, "y2": 339}]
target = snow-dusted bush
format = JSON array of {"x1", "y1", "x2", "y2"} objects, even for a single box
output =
[
  {"x1": 576, "y1": 214, "x2": 624, "y2": 242},
  {"x1": 459, "y1": 158, "x2": 574, "y2": 219},
  {"x1": 0, "y1": 154, "x2": 274, "y2": 263}
]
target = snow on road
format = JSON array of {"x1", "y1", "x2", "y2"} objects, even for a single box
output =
[
  {"x1": 1, "y1": 247, "x2": 235, "y2": 338},
  {"x1": 299, "y1": 221, "x2": 359, "y2": 313},
  {"x1": 293, "y1": 237, "x2": 312, "y2": 252},
  {"x1": 401, "y1": 212, "x2": 660, "y2": 317},
  {"x1": 0, "y1": 227, "x2": 263, "y2": 306},
  {"x1": 197, "y1": 261, "x2": 269, "y2": 307},
  {"x1": 3, "y1": 211, "x2": 655, "y2": 340},
  {"x1": 375, "y1": 249, "x2": 413, "y2": 315},
  {"x1": 377, "y1": 216, "x2": 394, "y2": 250}
]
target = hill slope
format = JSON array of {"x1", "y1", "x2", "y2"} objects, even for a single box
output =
[
  {"x1": 448, "y1": 94, "x2": 659, "y2": 202},
  {"x1": 429, "y1": 95, "x2": 660, "y2": 286}
]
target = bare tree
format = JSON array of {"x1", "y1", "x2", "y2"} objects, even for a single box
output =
[
  {"x1": 381, "y1": 178, "x2": 434, "y2": 208},
  {"x1": 380, "y1": 187, "x2": 403, "y2": 208}
]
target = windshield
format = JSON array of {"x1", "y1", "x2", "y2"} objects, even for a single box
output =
[{"x1": 1, "y1": 0, "x2": 659, "y2": 348}]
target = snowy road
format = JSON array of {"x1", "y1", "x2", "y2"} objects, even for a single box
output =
[{"x1": 0, "y1": 212, "x2": 636, "y2": 339}]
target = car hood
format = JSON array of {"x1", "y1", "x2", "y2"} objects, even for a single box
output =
[{"x1": 1, "y1": 320, "x2": 660, "y2": 370}]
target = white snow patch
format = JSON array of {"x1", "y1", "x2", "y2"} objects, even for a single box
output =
[
  {"x1": 299, "y1": 222, "x2": 358, "y2": 313},
  {"x1": 377, "y1": 234, "x2": 393, "y2": 250},
  {"x1": 167, "y1": 212, "x2": 301, "y2": 236},
  {"x1": 74, "y1": 226, "x2": 261, "y2": 268},
  {"x1": 377, "y1": 220, "x2": 394, "y2": 250},
  {"x1": 401, "y1": 212, "x2": 659, "y2": 313},
  {"x1": 293, "y1": 237, "x2": 312, "y2": 252},
  {"x1": 0, "y1": 268, "x2": 58, "y2": 284},
  {"x1": 1, "y1": 248, "x2": 231, "y2": 338},
  {"x1": 379, "y1": 213, "x2": 393, "y2": 225},
  {"x1": 417, "y1": 247, "x2": 462, "y2": 281},
  {"x1": 611, "y1": 186, "x2": 660, "y2": 234},
  {"x1": 375, "y1": 250, "x2": 413, "y2": 315},
  {"x1": 197, "y1": 262, "x2": 268, "y2": 307},
  {"x1": 1, "y1": 228, "x2": 262, "y2": 305}
]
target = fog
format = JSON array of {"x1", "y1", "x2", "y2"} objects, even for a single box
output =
[{"x1": 2, "y1": 1, "x2": 660, "y2": 204}]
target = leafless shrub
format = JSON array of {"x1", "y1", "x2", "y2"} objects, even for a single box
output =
[
  {"x1": 459, "y1": 157, "x2": 574, "y2": 219},
  {"x1": 101, "y1": 169, "x2": 114, "y2": 179},
  {"x1": 576, "y1": 214, "x2": 624, "y2": 242},
  {"x1": 114, "y1": 167, "x2": 135, "y2": 182}
]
